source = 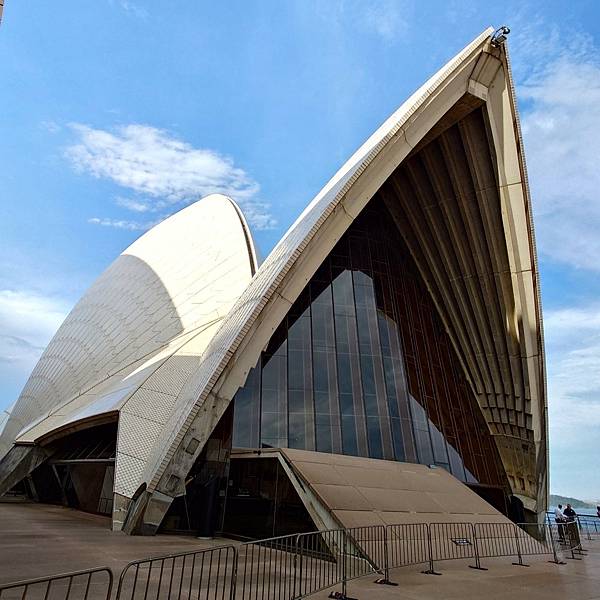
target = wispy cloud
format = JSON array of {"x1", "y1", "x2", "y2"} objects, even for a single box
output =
[
  {"x1": 544, "y1": 304, "x2": 600, "y2": 496},
  {"x1": 114, "y1": 196, "x2": 154, "y2": 213},
  {"x1": 363, "y1": 1, "x2": 409, "y2": 42},
  {"x1": 545, "y1": 305, "x2": 600, "y2": 404},
  {"x1": 41, "y1": 120, "x2": 61, "y2": 134},
  {"x1": 66, "y1": 123, "x2": 276, "y2": 230},
  {"x1": 315, "y1": 0, "x2": 410, "y2": 43},
  {"x1": 0, "y1": 290, "x2": 69, "y2": 368},
  {"x1": 110, "y1": 0, "x2": 148, "y2": 19},
  {"x1": 515, "y1": 25, "x2": 600, "y2": 272},
  {"x1": 87, "y1": 216, "x2": 163, "y2": 231}
]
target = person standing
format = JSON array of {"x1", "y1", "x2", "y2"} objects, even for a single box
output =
[
  {"x1": 563, "y1": 503, "x2": 577, "y2": 521},
  {"x1": 554, "y1": 504, "x2": 566, "y2": 541},
  {"x1": 563, "y1": 503, "x2": 580, "y2": 546}
]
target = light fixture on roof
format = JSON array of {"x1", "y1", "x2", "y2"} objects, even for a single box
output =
[{"x1": 491, "y1": 25, "x2": 510, "y2": 47}]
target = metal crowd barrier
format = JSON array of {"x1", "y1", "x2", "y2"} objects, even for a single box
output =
[
  {"x1": 116, "y1": 545, "x2": 236, "y2": 600},
  {"x1": 0, "y1": 568, "x2": 113, "y2": 600},
  {"x1": 236, "y1": 534, "x2": 299, "y2": 600},
  {"x1": 577, "y1": 515, "x2": 600, "y2": 541},
  {"x1": 0, "y1": 519, "x2": 580, "y2": 600},
  {"x1": 385, "y1": 523, "x2": 429, "y2": 573},
  {"x1": 296, "y1": 526, "x2": 389, "y2": 599},
  {"x1": 548, "y1": 521, "x2": 586, "y2": 561},
  {"x1": 474, "y1": 522, "x2": 562, "y2": 568},
  {"x1": 426, "y1": 522, "x2": 483, "y2": 573}
]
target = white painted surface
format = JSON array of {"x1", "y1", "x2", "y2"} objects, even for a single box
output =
[{"x1": 0, "y1": 195, "x2": 257, "y2": 502}]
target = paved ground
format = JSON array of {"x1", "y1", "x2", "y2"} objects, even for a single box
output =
[
  {"x1": 314, "y1": 541, "x2": 600, "y2": 600},
  {"x1": 2, "y1": 502, "x2": 600, "y2": 599},
  {"x1": 0, "y1": 502, "x2": 230, "y2": 583}
]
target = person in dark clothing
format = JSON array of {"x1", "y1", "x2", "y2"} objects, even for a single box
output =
[
  {"x1": 563, "y1": 504, "x2": 577, "y2": 521},
  {"x1": 563, "y1": 503, "x2": 580, "y2": 546}
]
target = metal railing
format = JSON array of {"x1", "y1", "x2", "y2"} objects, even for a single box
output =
[
  {"x1": 236, "y1": 534, "x2": 298, "y2": 600},
  {"x1": 0, "y1": 568, "x2": 113, "y2": 600},
  {"x1": 549, "y1": 521, "x2": 586, "y2": 561},
  {"x1": 475, "y1": 522, "x2": 562, "y2": 568},
  {"x1": 116, "y1": 545, "x2": 236, "y2": 600},
  {"x1": 0, "y1": 519, "x2": 581, "y2": 600},
  {"x1": 426, "y1": 522, "x2": 482, "y2": 573},
  {"x1": 576, "y1": 515, "x2": 600, "y2": 541},
  {"x1": 385, "y1": 523, "x2": 429, "y2": 572}
]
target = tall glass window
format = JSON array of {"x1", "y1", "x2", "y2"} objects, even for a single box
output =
[{"x1": 232, "y1": 198, "x2": 507, "y2": 489}]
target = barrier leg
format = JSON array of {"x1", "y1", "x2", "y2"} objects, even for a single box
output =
[
  {"x1": 292, "y1": 535, "x2": 299, "y2": 600},
  {"x1": 329, "y1": 531, "x2": 357, "y2": 600},
  {"x1": 548, "y1": 526, "x2": 566, "y2": 565},
  {"x1": 565, "y1": 523, "x2": 582, "y2": 560},
  {"x1": 374, "y1": 527, "x2": 398, "y2": 586},
  {"x1": 512, "y1": 527, "x2": 529, "y2": 567},
  {"x1": 469, "y1": 525, "x2": 488, "y2": 571},
  {"x1": 421, "y1": 525, "x2": 441, "y2": 576}
]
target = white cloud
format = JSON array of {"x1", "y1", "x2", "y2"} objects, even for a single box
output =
[
  {"x1": 41, "y1": 120, "x2": 61, "y2": 134},
  {"x1": 88, "y1": 216, "x2": 162, "y2": 231},
  {"x1": 363, "y1": 1, "x2": 408, "y2": 42},
  {"x1": 544, "y1": 303, "x2": 600, "y2": 498},
  {"x1": 517, "y1": 29, "x2": 600, "y2": 271},
  {"x1": 546, "y1": 305, "x2": 600, "y2": 402},
  {"x1": 315, "y1": 0, "x2": 410, "y2": 43},
  {"x1": 0, "y1": 290, "x2": 69, "y2": 368},
  {"x1": 66, "y1": 123, "x2": 276, "y2": 230},
  {"x1": 109, "y1": 0, "x2": 148, "y2": 19},
  {"x1": 114, "y1": 196, "x2": 154, "y2": 213}
]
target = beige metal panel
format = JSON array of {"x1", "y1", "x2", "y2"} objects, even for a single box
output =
[{"x1": 279, "y1": 449, "x2": 510, "y2": 530}]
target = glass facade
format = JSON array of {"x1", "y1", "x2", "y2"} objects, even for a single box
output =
[
  {"x1": 222, "y1": 457, "x2": 316, "y2": 540},
  {"x1": 233, "y1": 198, "x2": 507, "y2": 488}
]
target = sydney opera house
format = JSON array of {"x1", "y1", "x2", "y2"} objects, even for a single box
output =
[{"x1": 0, "y1": 28, "x2": 547, "y2": 538}]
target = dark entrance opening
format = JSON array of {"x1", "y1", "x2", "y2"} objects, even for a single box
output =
[
  {"x1": 221, "y1": 454, "x2": 316, "y2": 541},
  {"x1": 28, "y1": 422, "x2": 117, "y2": 515},
  {"x1": 468, "y1": 484, "x2": 508, "y2": 516}
]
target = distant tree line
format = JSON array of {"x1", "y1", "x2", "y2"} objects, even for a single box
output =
[{"x1": 550, "y1": 494, "x2": 597, "y2": 508}]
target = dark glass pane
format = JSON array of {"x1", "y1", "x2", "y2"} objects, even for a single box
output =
[
  {"x1": 339, "y1": 393, "x2": 354, "y2": 416},
  {"x1": 314, "y1": 391, "x2": 330, "y2": 415},
  {"x1": 367, "y1": 416, "x2": 383, "y2": 459},
  {"x1": 360, "y1": 356, "x2": 376, "y2": 395},
  {"x1": 390, "y1": 418, "x2": 405, "y2": 462},
  {"x1": 232, "y1": 365, "x2": 261, "y2": 448},
  {"x1": 341, "y1": 415, "x2": 359, "y2": 456},
  {"x1": 315, "y1": 413, "x2": 333, "y2": 453},
  {"x1": 288, "y1": 413, "x2": 306, "y2": 449},
  {"x1": 364, "y1": 393, "x2": 378, "y2": 417},
  {"x1": 288, "y1": 351, "x2": 310, "y2": 391},
  {"x1": 337, "y1": 354, "x2": 353, "y2": 395},
  {"x1": 288, "y1": 390, "x2": 305, "y2": 415},
  {"x1": 261, "y1": 389, "x2": 279, "y2": 414}
]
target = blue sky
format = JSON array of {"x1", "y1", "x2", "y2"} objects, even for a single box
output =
[{"x1": 1, "y1": 1, "x2": 599, "y2": 500}]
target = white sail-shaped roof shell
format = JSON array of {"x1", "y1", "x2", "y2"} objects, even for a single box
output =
[
  {"x1": 0, "y1": 28, "x2": 547, "y2": 532},
  {"x1": 122, "y1": 28, "x2": 546, "y2": 533},
  {"x1": 0, "y1": 194, "x2": 257, "y2": 506}
]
